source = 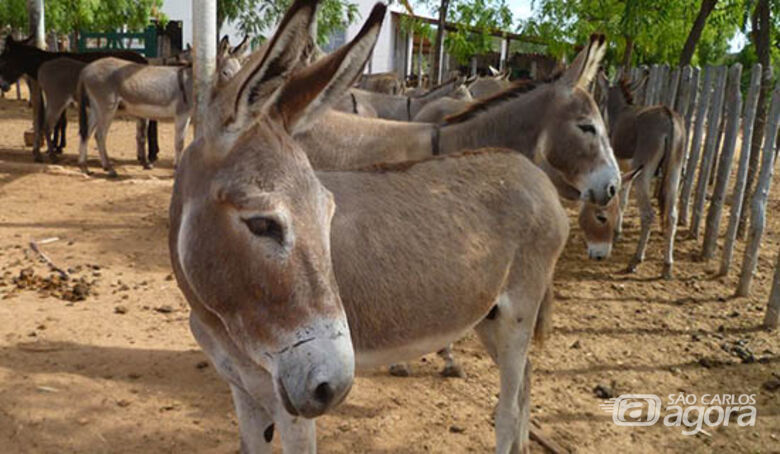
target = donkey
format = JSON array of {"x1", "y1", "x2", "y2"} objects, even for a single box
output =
[
  {"x1": 357, "y1": 71, "x2": 403, "y2": 94},
  {"x1": 297, "y1": 34, "x2": 621, "y2": 208},
  {"x1": 76, "y1": 37, "x2": 244, "y2": 176},
  {"x1": 0, "y1": 34, "x2": 158, "y2": 162},
  {"x1": 171, "y1": 2, "x2": 568, "y2": 452},
  {"x1": 334, "y1": 76, "x2": 469, "y2": 120},
  {"x1": 468, "y1": 72, "x2": 512, "y2": 99},
  {"x1": 580, "y1": 74, "x2": 686, "y2": 279}
]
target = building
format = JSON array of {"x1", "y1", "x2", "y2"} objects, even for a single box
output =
[{"x1": 161, "y1": 0, "x2": 556, "y2": 79}]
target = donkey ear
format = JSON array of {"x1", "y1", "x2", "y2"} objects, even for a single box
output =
[
  {"x1": 273, "y1": 3, "x2": 386, "y2": 134},
  {"x1": 218, "y1": 35, "x2": 231, "y2": 58},
  {"x1": 622, "y1": 165, "x2": 643, "y2": 184},
  {"x1": 231, "y1": 35, "x2": 250, "y2": 56},
  {"x1": 560, "y1": 34, "x2": 607, "y2": 90},
  {"x1": 229, "y1": 0, "x2": 319, "y2": 129}
]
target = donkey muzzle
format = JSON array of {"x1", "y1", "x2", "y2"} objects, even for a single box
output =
[{"x1": 275, "y1": 321, "x2": 354, "y2": 418}]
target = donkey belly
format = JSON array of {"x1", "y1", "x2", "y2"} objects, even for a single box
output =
[
  {"x1": 355, "y1": 324, "x2": 477, "y2": 370},
  {"x1": 121, "y1": 101, "x2": 179, "y2": 121}
]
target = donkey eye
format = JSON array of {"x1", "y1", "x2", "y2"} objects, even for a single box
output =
[
  {"x1": 596, "y1": 213, "x2": 608, "y2": 224},
  {"x1": 243, "y1": 217, "x2": 284, "y2": 243},
  {"x1": 578, "y1": 124, "x2": 597, "y2": 134}
]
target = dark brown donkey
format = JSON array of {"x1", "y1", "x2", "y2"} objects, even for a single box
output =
[{"x1": 0, "y1": 35, "x2": 159, "y2": 163}]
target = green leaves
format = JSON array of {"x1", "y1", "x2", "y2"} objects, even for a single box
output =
[
  {"x1": 400, "y1": 0, "x2": 514, "y2": 65},
  {"x1": 217, "y1": 0, "x2": 358, "y2": 46},
  {"x1": 529, "y1": 0, "x2": 748, "y2": 67},
  {"x1": 0, "y1": 0, "x2": 166, "y2": 35}
]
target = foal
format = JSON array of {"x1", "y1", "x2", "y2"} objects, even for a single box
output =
[{"x1": 581, "y1": 74, "x2": 686, "y2": 279}]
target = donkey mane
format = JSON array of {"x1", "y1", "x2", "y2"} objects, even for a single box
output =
[
  {"x1": 618, "y1": 78, "x2": 635, "y2": 105},
  {"x1": 443, "y1": 73, "x2": 561, "y2": 125},
  {"x1": 354, "y1": 148, "x2": 514, "y2": 173}
]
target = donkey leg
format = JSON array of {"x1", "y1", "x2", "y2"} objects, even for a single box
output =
[
  {"x1": 57, "y1": 114, "x2": 67, "y2": 153},
  {"x1": 662, "y1": 167, "x2": 682, "y2": 279},
  {"x1": 95, "y1": 115, "x2": 117, "y2": 177},
  {"x1": 614, "y1": 179, "x2": 632, "y2": 242},
  {"x1": 475, "y1": 289, "x2": 538, "y2": 454},
  {"x1": 78, "y1": 109, "x2": 97, "y2": 175},
  {"x1": 173, "y1": 115, "x2": 191, "y2": 167},
  {"x1": 274, "y1": 409, "x2": 317, "y2": 454},
  {"x1": 627, "y1": 174, "x2": 654, "y2": 273},
  {"x1": 230, "y1": 385, "x2": 274, "y2": 454},
  {"x1": 135, "y1": 119, "x2": 152, "y2": 169},
  {"x1": 438, "y1": 344, "x2": 465, "y2": 378}
]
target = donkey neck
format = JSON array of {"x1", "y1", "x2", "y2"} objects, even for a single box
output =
[
  {"x1": 438, "y1": 86, "x2": 551, "y2": 158},
  {"x1": 6, "y1": 44, "x2": 57, "y2": 80}
]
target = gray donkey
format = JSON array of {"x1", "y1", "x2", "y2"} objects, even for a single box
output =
[
  {"x1": 171, "y1": 2, "x2": 568, "y2": 452},
  {"x1": 580, "y1": 73, "x2": 686, "y2": 279},
  {"x1": 76, "y1": 36, "x2": 247, "y2": 176},
  {"x1": 334, "y1": 76, "x2": 471, "y2": 120}
]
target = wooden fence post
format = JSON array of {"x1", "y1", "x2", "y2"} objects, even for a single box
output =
[
  {"x1": 635, "y1": 65, "x2": 649, "y2": 105},
  {"x1": 645, "y1": 65, "x2": 660, "y2": 106},
  {"x1": 736, "y1": 85, "x2": 780, "y2": 297},
  {"x1": 679, "y1": 66, "x2": 714, "y2": 226},
  {"x1": 691, "y1": 65, "x2": 727, "y2": 238},
  {"x1": 720, "y1": 64, "x2": 762, "y2": 275},
  {"x1": 665, "y1": 66, "x2": 681, "y2": 109},
  {"x1": 684, "y1": 67, "x2": 700, "y2": 135},
  {"x1": 702, "y1": 64, "x2": 742, "y2": 260}
]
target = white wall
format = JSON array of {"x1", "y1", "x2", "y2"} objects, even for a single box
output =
[
  {"x1": 345, "y1": 0, "x2": 403, "y2": 73},
  {"x1": 161, "y1": 1, "x2": 243, "y2": 48}
]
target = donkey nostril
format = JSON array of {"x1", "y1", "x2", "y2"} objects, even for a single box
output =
[
  {"x1": 608, "y1": 184, "x2": 617, "y2": 198},
  {"x1": 314, "y1": 382, "x2": 335, "y2": 406}
]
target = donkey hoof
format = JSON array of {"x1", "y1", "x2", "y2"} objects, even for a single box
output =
[
  {"x1": 625, "y1": 262, "x2": 639, "y2": 274},
  {"x1": 48, "y1": 153, "x2": 60, "y2": 163},
  {"x1": 106, "y1": 169, "x2": 118, "y2": 178},
  {"x1": 662, "y1": 263, "x2": 673, "y2": 280},
  {"x1": 388, "y1": 364, "x2": 411, "y2": 377},
  {"x1": 440, "y1": 363, "x2": 466, "y2": 379},
  {"x1": 33, "y1": 153, "x2": 45, "y2": 163},
  {"x1": 142, "y1": 162, "x2": 154, "y2": 170},
  {"x1": 80, "y1": 167, "x2": 93, "y2": 176}
]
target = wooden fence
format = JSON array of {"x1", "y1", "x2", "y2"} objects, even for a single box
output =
[{"x1": 613, "y1": 63, "x2": 780, "y2": 329}]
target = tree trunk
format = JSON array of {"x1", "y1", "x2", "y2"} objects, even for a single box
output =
[
  {"x1": 622, "y1": 35, "x2": 634, "y2": 72},
  {"x1": 679, "y1": 0, "x2": 718, "y2": 66},
  {"x1": 432, "y1": 0, "x2": 450, "y2": 85},
  {"x1": 738, "y1": 0, "x2": 772, "y2": 238}
]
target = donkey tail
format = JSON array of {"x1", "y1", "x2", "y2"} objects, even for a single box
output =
[
  {"x1": 533, "y1": 283, "x2": 554, "y2": 346},
  {"x1": 78, "y1": 80, "x2": 89, "y2": 141},
  {"x1": 656, "y1": 107, "x2": 675, "y2": 224}
]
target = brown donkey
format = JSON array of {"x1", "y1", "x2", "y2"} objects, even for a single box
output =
[
  {"x1": 171, "y1": 2, "x2": 569, "y2": 452},
  {"x1": 581, "y1": 74, "x2": 686, "y2": 278}
]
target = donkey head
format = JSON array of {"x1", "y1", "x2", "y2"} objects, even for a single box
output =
[
  {"x1": 0, "y1": 35, "x2": 24, "y2": 92},
  {"x1": 172, "y1": 0, "x2": 386, "y2": 418},
  {"x1": 579, "y1": 166, "x2": 643, "y2": 260},
  {"x1": 215, "y1": 35, "x2": 248, "y2": 84},
  {"x1": 539, "y1": 34, "x2": 620, "y2": 207}
]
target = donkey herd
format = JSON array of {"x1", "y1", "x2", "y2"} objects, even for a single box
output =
[{"x1": 0, "y1": 0, "x2": 696, "y2": 452}]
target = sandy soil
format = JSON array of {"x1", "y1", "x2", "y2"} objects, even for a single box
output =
[{"x1": 0, "y1": 94, "x2": 778, "y2": 453}]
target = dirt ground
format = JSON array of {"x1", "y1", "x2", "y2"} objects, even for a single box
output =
[{"x1": 0, "y1": 92, "x2": 778, "y2": 454}]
